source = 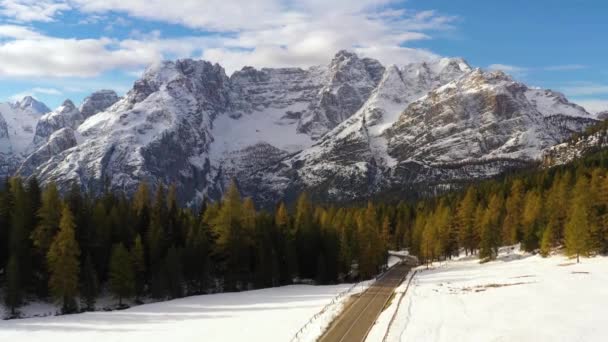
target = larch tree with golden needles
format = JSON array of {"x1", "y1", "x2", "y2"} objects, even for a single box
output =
[{"x1": 47, "y1": 206, "x2": 80, "y2": 313}]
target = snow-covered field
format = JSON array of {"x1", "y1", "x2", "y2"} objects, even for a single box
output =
[
  {"x1": 380, "y1": 246, "x2": 608, "y2": 342},
  {"x1": 0, "y1": 284, "x2": 354, "y2": 342}
]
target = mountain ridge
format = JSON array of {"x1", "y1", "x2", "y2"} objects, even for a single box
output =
[{"x1": 0, "y1": 51, "x2": 597, "y2": 206}]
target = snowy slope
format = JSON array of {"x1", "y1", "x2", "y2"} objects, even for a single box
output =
[
  {"x1": 0, "y1": 284, "x2": 352, "y2": 342},
  {"x1": 378, "y1": 247, "x2": 608, "y2": 342}
]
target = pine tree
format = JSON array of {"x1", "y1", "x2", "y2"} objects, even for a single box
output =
[
  {"x1": 80, "y1": 254, "x2": 99, "y2": 311},
  {"x1": 434, "y1": 202, "x2": 452, "y2": 260},
  {"x1": 502, "y1": 180, "x2": 524, "y2": 245},
  {"x1": 90, "y1": 202, "x2": 111, "y2": 281},
  {"x1": 32, "y1": 182, "x2": 62, "y2": 255},
  {"x1": 47, "y1": 206, "x2": 81, "y2": 313},
  {"x1": 109, "y1": 243, "x2": 135, "y2": 306},
  {"x1": 212, "y1": 180, "x2": 250, "y2": 290},
  {"x1": 479, "y1": 195, "x2": 502, "y2": 260},
  {"x1": 184, "y1": 220, "x2": 210, "y2": 293},
  {"x1": 457, "y1": 187, "x2": 477, "y2": 255},
  {"x1": 565, "y1": 178, "x2": 592, "y2": 263},
  {"x1": 294, "y1": 192, "x2": 319, "y2": 279},
  {"x1": 7, "y1": 179, "x2": 32, "y2": 297},
  {"x1": 539, "y1": 226, "x2": 553, "y2": 257},
  {"x1": 4, "y1": 254, "x2": 21, "y2": 316},
  {"x1": 275, "y1": 202, "x2": 294, "y2": 284},
  {"x1": 131, "y1": 234, "x2": 146, "y2": 300},
  {"x1": 0, "y1": 178, "x2": 12, "y2": 269},
  {"x1": 521, "y1": 190, "x2": 542, "y2": 252},
  {"x1": 357, "y1": 202, "x2": 382, "y2": 278},
  {"x1": 166, "y1": 184, "x2": 181, "y2": 247},
  {"x1": 541, "y1": 174, "x2": 569, "y2": 255},
  {"x1": 163, "y1": 246, "x2": 184, "y2": 299}
]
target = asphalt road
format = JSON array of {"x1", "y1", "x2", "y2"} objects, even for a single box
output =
[{"x1": 318, "y1": 263, "x2": 411, "y2": 342}]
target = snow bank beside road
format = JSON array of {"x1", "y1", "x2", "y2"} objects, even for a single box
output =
[
  {"x1": 384, "y1": 247, "x2": 608, "y2": 342},
  {"x1": 0, "y1": 284, "x2": 352, "y2": 342}
]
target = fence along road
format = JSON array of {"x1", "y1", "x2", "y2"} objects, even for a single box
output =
[{"x1": 318, "y1": 263, "x2": 411, "y2": 342}]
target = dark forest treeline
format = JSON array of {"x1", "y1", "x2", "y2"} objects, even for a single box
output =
[
  {"x1": 0, "y1": 179, "x2": 397, "y2": 317},
  {"x1": 410, "y1": 149, "x2": 608, "y2": 266},
  {"x1": 3, "y1": 148, "x2": 608, "y2": 317}
]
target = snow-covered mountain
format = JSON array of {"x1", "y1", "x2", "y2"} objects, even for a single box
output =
[
  {"x1": 246, "y1": 66, "x2": 595, "y2": 203},
  {"x1": 0, "y1": 96, "x2": 50, "y2": 177},
  {"x1": 7, "y1": 51, "x2": 597, "y2": 205}
]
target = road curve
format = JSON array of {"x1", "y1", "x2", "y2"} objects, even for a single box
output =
[{"x1": 318, "y1": 263, "x2": 411, "y2": 342}]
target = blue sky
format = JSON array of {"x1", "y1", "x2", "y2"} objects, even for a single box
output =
[{"x1": 0, "y1": 0, "x2": 606, "y2": 112}]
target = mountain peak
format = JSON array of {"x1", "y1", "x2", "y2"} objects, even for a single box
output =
[
  {"x1": 332, "y1": 50, "x2": 359, "y2": 62},
  {"x1": 79, "y1": 89, "x2": 119, "y2": 119},
  {"x1": 14, "y1": 96, "x2": 50, "y2": 114},
  {"x1": 61, "y1": 99, "x2": 76, "y2": 111}
]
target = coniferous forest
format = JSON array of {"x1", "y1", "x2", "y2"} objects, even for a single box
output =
[
  {"x1": 2, "y1": 148, "x2": 608, "y2": 317},
  {"x1": 0, "y1": 179, "x2": 391, "y2": 316}
]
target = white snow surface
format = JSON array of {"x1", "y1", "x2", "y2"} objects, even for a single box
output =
[
  {"x1": 379, "y1": 246, "x2": 608, "y2": 342},
  {"x1": 0, "y1": 284, "x2": 354, "y2": 342}
]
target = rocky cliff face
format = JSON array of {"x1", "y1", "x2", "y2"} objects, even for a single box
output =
[
  {"x1": 79, "y1": 90, "x2": 120, "y2": 119},
  {"x1": 7, "y1": 51, "x2": 597, "y2": 206}
]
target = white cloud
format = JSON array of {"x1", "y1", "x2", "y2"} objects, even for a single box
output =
[
  {"x1": 9, "y1": 86, "x2": 62, "y2": 101},
  {"x1": 487, "y1": 64, "x2": 528, "y2": 77},
  {"x1": 0, "y1": 0, "x2": 69, "y2": 22},
  {"x1": 573, "y1": 99, "x2": 608, "y2": 114},
  {"x1": 561, "y1": 83, "x2": 608, "y2": 96},
  {"x1": 0, "y1": 1, "x2": 457, "y2": 77},
  {"x1": 487, "y1": 63, "x2": 588, "y2": 79},
  {"x1": 0, "y1": 24, "x2": 42, "y2": 38},
  {"x1": 543, "y1": 64, "x2": 586, "y2": 71},
  {"x1": 0, "y1": 26, "x2": 219, "y2": 77}
]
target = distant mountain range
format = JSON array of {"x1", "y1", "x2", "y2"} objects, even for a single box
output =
[{"x1": 0, "y1": 51, "x2": 599, "y2": 206}]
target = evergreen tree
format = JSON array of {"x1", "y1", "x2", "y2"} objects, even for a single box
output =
[
  {"x1": 184, "y1": 220, "x2": 211, "y2": 293},
  {"x1": 80, "y1": 254, "x2": 99, "y2": 311},
  {"x1": 275, "y1": 202, "x2": 294, "y2": 284},
  {"x1": 0, "y1": 178, "x2": 12, "y2": 269},
  {"x1": 7, "y1": 179, "x2": 33, "y2": 296},
  {"x1": 294, "y1": 192, "x2": 319, "y2": 279},
  {"x1": 457, "y1": 187, "x2": 477, "y2": 255},
  {"x1": 540, "y1": 226, "x2": 553, "y2": 257},
  {"x1": 131, "y1": 234, "x2": 146, "y2": 300},
  {"x1": 565, "y1": 178, "x2": 593, "y2": 263},
  {"x1": 357, "y1": 202, "x2": 382, "y2": 278},
  {"x1": 521, "y1": 190, "x2": 543, "y2": 252},
  {"x1": 109, "y1": 243, "x2": 135, "y2": 306},
  {"x1": 212, "y1": 180, "x2": 250, "y2": 290},
  {"x1": 502, "y1": 180, "x2": 524, "y2": 245},
  {"x1": 479, "y1": 195, "x2": 502, "y2": 260},
  {"x1": 90, "y1": 202, "x2": 111, "y2": 281},
  {"x1": 4, "y1": 254, "x2": 21, "y2": 316},
  {"x1": 32, "y1": 182, "x2": 62, "y2": 255},
  {"x1": 163, "y1": 246, "x2": 184, "y2": 299},
  {"x1": 47, "y1": 206, "x2": 81, "y2": 313}
]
